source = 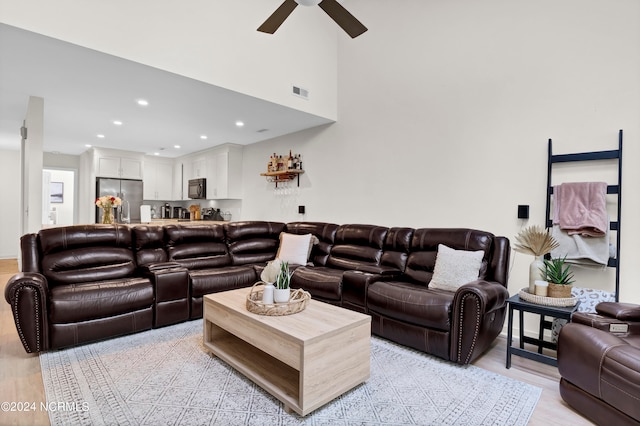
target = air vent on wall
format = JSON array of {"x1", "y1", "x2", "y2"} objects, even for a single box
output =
[{"x1": 292, "y1": 85, "x2": 309, "y2": 100}]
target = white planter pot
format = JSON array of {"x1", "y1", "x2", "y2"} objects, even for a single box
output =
[{"x1": 274, "y1": 288, "x2": 291, "y2": 303}]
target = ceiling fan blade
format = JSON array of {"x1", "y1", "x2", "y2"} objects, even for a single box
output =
[
  {"x1": 318, "y1": 0, "x2": 368, "y2": 38},
  {"x1": 257, "y1": 0, "x2": 299, "y2": 34}
]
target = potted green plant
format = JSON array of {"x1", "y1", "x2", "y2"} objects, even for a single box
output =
[
  {"x1": 274, "y1": 260, "x2": 292, "y2": 303},
  {"x1": 540, "y1": 256, "x2": 575, "y2": 298}
]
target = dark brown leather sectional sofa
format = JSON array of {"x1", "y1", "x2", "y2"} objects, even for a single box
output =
[
  {"x1": 5, "y1": 221, "x2": 510, "y2": 365},
  {"x1": 558, "y1": 303, "x2": 640, "y2": 425}
]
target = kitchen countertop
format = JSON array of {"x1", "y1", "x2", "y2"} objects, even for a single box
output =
[{"x1": 141, "y1": 219, "x2": 229, "y2": 225}]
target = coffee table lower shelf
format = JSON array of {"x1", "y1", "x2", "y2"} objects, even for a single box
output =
[{"x1": 204, "y1": 324, "x2": 301, "y2": 411}]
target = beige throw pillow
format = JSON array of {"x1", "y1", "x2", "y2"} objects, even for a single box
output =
[
  {"x1": 276, "y1": 232, "x2": 317, "y2": 265},
  {"x1": 429, "y1": 244, "x2": 484, "y2": 292}
]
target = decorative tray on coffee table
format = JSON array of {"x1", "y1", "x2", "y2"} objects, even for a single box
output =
[
  {"x1": 246, "y1": 282, "x2": 311, "y2": 316},
  {"x1": 518, "y1": 288, "x2": 578, "y2": 307}
]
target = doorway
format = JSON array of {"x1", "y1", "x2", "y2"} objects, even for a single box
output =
[{"x1": 43, "y1": 169, "x2": 76, "y2": 227}]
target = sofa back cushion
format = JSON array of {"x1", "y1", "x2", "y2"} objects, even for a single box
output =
[
  {"x1": 327, "y1": 224, "x2": 388, "y2": 271},
  {"x1": 405, "y1": 228, "x2": 494, "y2": 285},
  {"x1": 37, "y1": 225, "x2": 136, "y2": 286},
  {"x1": 133, "y1": 225, "x2": 168, "y2": 266},
  {"x1": 381, "y1": 227, "x2": 414, "y2": 272},
  {"x1": 165, "y1": 224, "x2": 230, "y2": 270},
  {"x1": 284, "y1": 222, "x2": 339, "y2": 266},
  {"x1": 225, "y1": 221, "x2": 285, "y2": 266}
]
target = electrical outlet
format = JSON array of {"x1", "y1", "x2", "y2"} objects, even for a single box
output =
[{"x1": 298, "y1": 205, "x2": 305, "y2": 214}]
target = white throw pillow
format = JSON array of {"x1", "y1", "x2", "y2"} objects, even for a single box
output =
[
  {"x1": 429, "y1": 244, "x2": 484, "y2": 292},
  {"x1": 276, "y1": 232, "x2": 315, "y2": 265}
]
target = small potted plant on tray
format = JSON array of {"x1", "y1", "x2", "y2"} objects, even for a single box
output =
[
  {"x1": 540, "y1": 256, "x2": 575, "y2": 298},
  {"x1": 274, "y1": 261, "x2": 292, "y2": 303}
]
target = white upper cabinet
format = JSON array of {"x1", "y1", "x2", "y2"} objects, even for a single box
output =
[
  {"x1": 95, "y1": 149, "x2": 144, "y2": 179},
  {"x1": 176, "y1": 144, "x2": 243, "y2": 200},
  {"x1": 143, "y1": 157, "x2": 174, "y2": 200},
  {"x1": 210, "y1": 145, "x2": 243, "y2": 199}
]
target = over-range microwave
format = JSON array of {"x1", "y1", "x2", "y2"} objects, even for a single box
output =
[{"x1": 188, "y1": 178, "x2": 207, "y2": 199}]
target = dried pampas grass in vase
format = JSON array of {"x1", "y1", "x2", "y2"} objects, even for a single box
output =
[{"x1": 514, "y1": 225, "x2": 559, "y2": 294}]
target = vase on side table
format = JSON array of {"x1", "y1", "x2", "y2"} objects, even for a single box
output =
[{"x1": 529, "y1": 256, "x2": 545, "y2": 293}]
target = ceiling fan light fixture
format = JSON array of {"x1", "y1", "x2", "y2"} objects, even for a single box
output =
[{"x1": 295, "y1": 0, "x2": 322, "y2": 6}]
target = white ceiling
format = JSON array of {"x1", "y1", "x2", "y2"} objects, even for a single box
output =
[{"x1": 0, "y1": 23, "x2": 334, "y2": 158}]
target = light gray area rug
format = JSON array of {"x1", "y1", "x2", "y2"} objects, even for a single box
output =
[{"x1": 40, "y1": 320, "x2": 541, "y2": 425}]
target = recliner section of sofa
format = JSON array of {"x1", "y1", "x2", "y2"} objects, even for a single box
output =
[
  {"x1": 5, "y1": 221, "x2": 510, "y2": 365},
  {"x1": 163, "y1": 221, "x2": 284, "y2": 319},
  {"x1": 558, "y1": 303, "x2": 640, "y2": 425},
  {"x1": 367, "y1": 228, "x2": 509, "y2": 363},
  {"x1": 289, "y1": 224, "x2": 393, "y2": 304},
  {"x1": 5, "y1": 225, "x2": 155, "y2": 352}
]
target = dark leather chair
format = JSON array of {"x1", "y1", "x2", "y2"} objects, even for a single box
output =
[
  {"x1": 5, "y1": 225, "x2": 155, "y2": 352},
  {"x1": 558, "y1": 302, "x2": 640, "y2": 425}
]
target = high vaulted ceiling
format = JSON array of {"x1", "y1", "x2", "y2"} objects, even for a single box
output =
[{"x1": 0, "y1": 23, "x2": 333, "y2": 158}]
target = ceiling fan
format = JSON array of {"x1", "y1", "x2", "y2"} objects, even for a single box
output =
[{"x1": 258, "y1": 0, "x2": 368, "y2": 39}]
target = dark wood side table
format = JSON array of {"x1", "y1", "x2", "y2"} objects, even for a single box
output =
[{"x1": 506, "y1": 294, "x2": 580, "y2": 368}]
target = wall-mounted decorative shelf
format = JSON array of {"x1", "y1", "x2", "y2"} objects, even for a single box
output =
[{"x1": 260, "y1": 170, "x2": 304, "y2": 187}]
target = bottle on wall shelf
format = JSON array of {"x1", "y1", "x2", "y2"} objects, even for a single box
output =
[{"x1": 287, "y1": 150, "x2": 293, "y2": 169}]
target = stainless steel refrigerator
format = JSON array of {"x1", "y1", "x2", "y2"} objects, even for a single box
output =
[{"x1": 96, "y1": 178, "x2": 144, "y2": 223}]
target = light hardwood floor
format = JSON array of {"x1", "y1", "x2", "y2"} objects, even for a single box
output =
[{"x1": 0, "y1": 259, "x2": 593, "y2": 425}]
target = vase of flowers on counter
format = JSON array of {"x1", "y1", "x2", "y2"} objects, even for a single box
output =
[{"x1": 95, "y1": 195, "x2": 122, "y2": 224}]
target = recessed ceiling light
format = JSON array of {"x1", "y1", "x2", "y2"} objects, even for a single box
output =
[
  {"x1": 85, "y1": 144, "x2": 92, "y2": 148},
  {"x1": 153, "y1": 152, "x2": 159, "y2": 156},
  {"x1": 200, "y1": 135, "x2": 207, "y2": 140},
  {"x1": 113, "y1": 120, "x2": 123, "y2": 126},
  {"x1": 235, "y1": 121, "x2": 244, "y2": 127},
  {"x1": 174, "y1": 145, "x2": 181, "y2": 149},
  {"x1": 97, "y1": 134, "x2": 105, "y2": 138},
  {"x1": 137, "y1": 99, "x2": 149, "y2": 106}
]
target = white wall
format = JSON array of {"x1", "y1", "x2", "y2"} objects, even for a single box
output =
[
  {"x1": 0, "y1": 149, "x2": 21, "y2": 258},
  {"x1": 240, "y1": 1, "x2": 640, "y2": 302},
  {"x1": 0, "y1": 0, "x2": 339, "y2": 120},
  {"x1": 23, "y1": 96, "x2": 44, "y2": 234}
]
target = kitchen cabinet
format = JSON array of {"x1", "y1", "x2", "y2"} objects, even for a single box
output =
[
  {"x1": 173, "y1": 161, "x2": 184, "y2": 200},
  {"x1": 143, "y1": 157, "x2": 174, "y2": 200},
  {"x1": 209, "y1": 145, "x2": 243, "y2": 199},
  {"x1": 174, "y1": 144, "x2": 243, "y2": 200},
  {"x1": 95, "y1": 150, "x2": 143, "y2": 179},
  {"x1": 180, "y1": 154, "x2": 210, "y2": 200}
]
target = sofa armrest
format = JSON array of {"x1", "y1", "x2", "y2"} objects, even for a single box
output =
[
  {"x1": 140, "y1": 264, "x2": 190, "y2": 327},
  {"x1": 138, "y1": 261, "x2": 182, "y2": 274},
  {"x1": 353, "y1": 265, "x2": 403, "y2": 276},
  {"x1": 558, "y1": 323, "x2": 640, "y2": 420},
  {"x1": 4, "y1": 272, "x2": 50, "y2": 353},
  {"x1": 596, "y1": 302, "x2": 640, "y2": 321},
  {"x1": 450, "y1": 279, "x2": 509, "y2": 364}
]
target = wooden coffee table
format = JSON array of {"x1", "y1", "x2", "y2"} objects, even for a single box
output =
[{"x1": 203, "y1": 288, "x2": 371, "y2": 416}]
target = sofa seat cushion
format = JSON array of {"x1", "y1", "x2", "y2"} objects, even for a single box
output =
[
  {"x1": 49, "y1": 278, "x2": 153, "y2": 324},
  {"x1": 368, "y1": 281, "x2": 453, "y2": 331},
  {"x1": 190, "y1": 266, "x2": 257, "y2": 297},
  {"x1": 290, "y1": 266, "x2": 344, "y2": 301}
]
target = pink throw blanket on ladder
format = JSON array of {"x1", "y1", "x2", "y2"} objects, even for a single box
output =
[{"x1": 554, "y1": 182, "x2": 608, "y2": 237}]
